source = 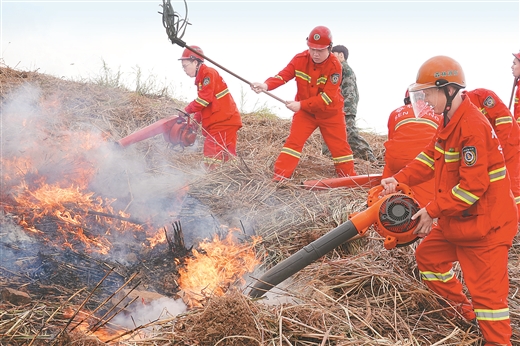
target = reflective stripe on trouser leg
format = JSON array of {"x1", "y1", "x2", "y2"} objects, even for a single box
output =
[
  {"x1": 457, "y1": 243, "x2": 512, "y2": 345},
  {"x1": 273, "y1": 111, "x2": 318, "y2": 179},
  {"x1": 415, "y1": 227, "x2": 476, "y2": 320},
  {"x1": 320, "y1": 115, "x2": 356, "y2": 176}
]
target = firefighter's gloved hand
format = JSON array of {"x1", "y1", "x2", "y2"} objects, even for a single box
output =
[{"x1": 251, "y1": 82, "x2": 267, "y2": 94}]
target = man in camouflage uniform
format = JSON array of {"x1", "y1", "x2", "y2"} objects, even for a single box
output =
[{"x1": 322, "y1": 45, "x2": 377, "y2": 162}]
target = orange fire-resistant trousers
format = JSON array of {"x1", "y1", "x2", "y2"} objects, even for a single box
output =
[
  {"x1": 415, "y1": 227, "x2": 513, "y2": 345},
  {"x1": 202, "y1": 125, "x2": 240, "y2": 170},
  {"x1": 273, "y1": 111, "x2": 356, "y2": 180}
]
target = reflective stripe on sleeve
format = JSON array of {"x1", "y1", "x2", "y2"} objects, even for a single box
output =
[
  {"x1": 488, "y1": 166, "x2": 507, "y2": 182},
  {"x1": 415, "y1": 152, "x2": 435, "y2": 170},
  {"x1": 320, "y1": 92, "x2": 332, "y2": 105},
  {"x1": 452, "y1": 184, "x2": 479, "y2": 205},
  {"x1": 195, "y1": 97, "x2": 210, "y2": 107},
  {"x1": 216, "y1": 88, "x2": 229, "y2": 99},
  {"x1": 495, "y1": 116, "x2": 513, "y2": 126}
]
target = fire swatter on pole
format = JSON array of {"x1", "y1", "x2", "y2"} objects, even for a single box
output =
[{"x1": 158, "y1": 0, "x2": 287, "y2": 105}]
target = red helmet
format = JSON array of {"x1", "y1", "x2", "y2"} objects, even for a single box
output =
[
  {"x1": 513, "y1": 51, "x2": 520, "y2": 61},
  {"x1": 306, "y1": 26, "x2": 332, "y2": 50},
  {"x1": 179, "y1": 46, "x2": 204, "y2": 62}
]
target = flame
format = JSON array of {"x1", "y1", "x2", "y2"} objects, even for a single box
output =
[
  {"x1": 178, "y1": 228, "x2": 262, "y2": 306},
  {"x1": 0, "y1": 127, "x2": 162, "y2": 255}
]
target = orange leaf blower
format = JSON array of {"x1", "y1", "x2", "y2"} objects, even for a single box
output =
[
  {"x1": 117, "y1": 109, "x2": 197, "y2": 148},
  {"x1": 248, "y1": 183, "x2": 420, "y2": 298}
]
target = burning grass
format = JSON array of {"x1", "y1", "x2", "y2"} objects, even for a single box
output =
[{"x1": 1, "y1": 64, "x2": 519, "y2": 345}]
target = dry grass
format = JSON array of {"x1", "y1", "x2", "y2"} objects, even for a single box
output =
[{"x1": 1, "y1": 64, "x2": 519, "y2": 345}]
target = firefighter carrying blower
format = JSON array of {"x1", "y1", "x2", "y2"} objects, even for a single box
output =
[{"x1": 381, "y1": 55, "x2": 517, "y2": 346}]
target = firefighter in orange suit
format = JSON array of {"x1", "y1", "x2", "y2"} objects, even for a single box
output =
[
  {"x1": 180, "y1": 46, "x2": 242, "y2": 170},
  {"x1": 251, "y1": 26, "x2": 356, "y2": 181},
  {"x1": 511, "y1": 51, "x2": 520, "y2": 122},
  {"x1": 382, "y1": 90, "x2": 442, "y2": 207},
  {"x1": 466, "y1": 88, "x2": 520, "y2": 221},
  {"x1": 381, "y1": 56, "x2": 517, "y2": 345}
]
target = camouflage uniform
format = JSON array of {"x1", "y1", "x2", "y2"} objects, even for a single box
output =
[{"x1": 322, "y1": 60, "x2": 376, "y2": 162}]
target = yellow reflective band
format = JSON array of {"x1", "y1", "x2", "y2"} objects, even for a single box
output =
[
  {"x1": 320, "y1": 92, "x2": 332, "y2": 105},
  {"x1": 216, "y1": 88, "x2": 229, "y2": 99},
  {"x1": 416, "y1": 152, "x2": 435, "y2": 169},
  {"x1": 495, "y1": 116, "x2": 513, "y2": 126},
  {"x1": 195, "y1": 97, "x2": 210, "y2": 107},
  {"x1": 475, "y1": 308, "x2": 509, "y2": 321},
  {"x1": 478, "y1": 107, "x2": 488, "y2": 115},
  {"x1": 295, "y1": 70, "x2": 311, "y2": 83},
  {"x1": 515, "y1": 196, "x2": 520, "y2": 205},
  {"x1": 274, "y1": 75, "x2": 286, "y2": 82},
  {"x1": 420, "y1": 269, "x2": 454, "y2": 282},
  {"x1": 444, "y1": 150, "x2": 460, "y2": 163},
  {"x1": 203, "y1": 157, "x2": 222, "y2": 164},
  {"x1": 333, "y1": 154, "x2": 354, "y2": 164},
  {"x1": 280, "y1": 147, "x2": 301, "y2": 159},
  {"x1": 434, "y1": 142, "x2": 445, "y2": 154},
  {"x1": 395, "y1": 117, "x2": 439, "y2": 131},
  {"x1": 452, "y1": 184, "x2": 479, "y2": 205},
  {"x1": 317, "y1": 76, "x2": 327, "y2": 85},
  {"x1": 489, "y1": 166, "x2": 506, "y2": 182}
]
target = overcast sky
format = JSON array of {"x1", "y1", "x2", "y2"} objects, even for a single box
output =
[{"x1": 1, "y1": 0, "x2": 519, "y2": 134}]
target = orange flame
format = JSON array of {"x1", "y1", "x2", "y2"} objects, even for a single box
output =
[{"x1": 178, "y1": 228, "x2": 262, "y2": 306}]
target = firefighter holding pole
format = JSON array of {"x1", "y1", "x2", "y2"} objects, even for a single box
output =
[{"x1": 251, "y1": 26, "x2": 357, "y2": 182}]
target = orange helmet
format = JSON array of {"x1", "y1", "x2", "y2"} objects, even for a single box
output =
[
  {"x1": 179, "y1": 46, "x2": 204, "y2": 62},
  {"x1": 306, "y1": 26, "x2": 332, "y2": 50},
  {"x1": 409, "y1": 55, "x2": 465, "y2": 92}
]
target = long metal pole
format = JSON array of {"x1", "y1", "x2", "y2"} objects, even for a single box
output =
[{"x1": 176, "y1": 41, "x2": 287, "y2": 105}]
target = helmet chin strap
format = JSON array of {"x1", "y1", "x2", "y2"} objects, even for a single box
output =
[
  {"x1": 442, "y1": 86, "x2": 460, "y2": 127},
  {"x1": 194, "y1": 60, "x2": 201, "y2": 77}
]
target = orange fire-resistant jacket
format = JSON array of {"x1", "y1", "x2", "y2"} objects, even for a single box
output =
[
  {"x1": 185, "y1": 64, "x2": 242, "y2": 131},
  {"x1": 383, "y1": 104, "x2": 442, "y2": 207},
  {"x1": 185, "y1": 64, "x2": 242, "y2": 167},
  {"x1": 466, "y1": 89, "x2": 520, "y2": 219},
  {"x1": 264, "y1": 50, "x2": 355, "y2": 178},
  {"x1": 265, "y1": 50, "x2": 345, "y2": 118},
  {"x1": 394, "y1": 95, "x2": 517, "y2": 245}
]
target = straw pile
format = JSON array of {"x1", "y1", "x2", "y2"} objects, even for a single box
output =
[{"x1": 0, "y1": 64, "x2": 519, "y2": 345}]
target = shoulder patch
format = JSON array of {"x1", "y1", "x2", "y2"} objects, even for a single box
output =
[
  {"x1": 462, "y1": 146, "x2": 477, "y2": 166},
  {"x1": 483, "y1": 95, "x2": 495, "y2": 108},
  {"x1": 203, "y1": 77, "x2": 210, "y2": 86},
  {"x1": 331, "y1": 73, "x2": 340, "y2": 85}
]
